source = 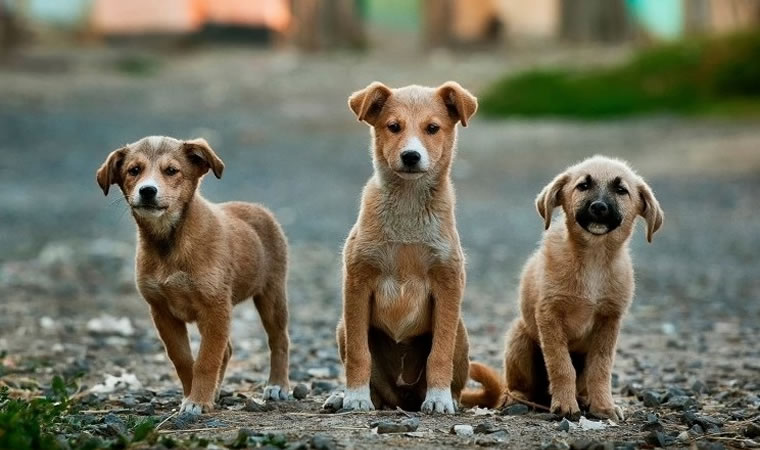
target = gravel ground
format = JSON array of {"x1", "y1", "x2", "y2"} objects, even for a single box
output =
[{"x1": 1, "y1": 45, "x2": 759, "y2": 449}]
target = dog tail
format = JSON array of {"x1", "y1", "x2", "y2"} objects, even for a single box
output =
[{"x1": 459, "y1": 361, "x2": 506, "y2": 409}]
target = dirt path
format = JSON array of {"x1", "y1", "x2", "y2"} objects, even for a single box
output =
[{"x1": 1, "y1": 46, "x2": 759, "y2": 449}]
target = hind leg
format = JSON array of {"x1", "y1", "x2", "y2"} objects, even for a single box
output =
[
  {"x1": 214, "y1": 341, "x2": 232, "y2": 402},
  {"x1": 505, "y1": 319, "x2": 542, "y2": 405},
  {"x1": 253, "y1": 283, "x2": 290, "y2": 401},
  {"x1": 451, "y1": 319, "x2": 470, "y2": 406}
]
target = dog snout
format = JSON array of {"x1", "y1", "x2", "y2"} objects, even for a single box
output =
[
  {"x1": 139, "y1": 185, "x2": 158, "y2": 201},
  {"x1": 589, "y1": 200, "x2": 609, "y2": 219},
  {"x1": 401, "y1": 150, "x2": 421, "y2": 167}
]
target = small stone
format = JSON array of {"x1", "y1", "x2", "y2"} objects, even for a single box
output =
[
  {"x1": 221, "y1": 395, "x2": 245, "y2": 406},
  {"x1": 641, "y1": 413, "x2": 663, "y2": 432},
  {"x1": 642, "y1": 391, "x2": 661, "y2": 407},
  {"x1": 321, "y1": 391, "x2": 344, "y2": 412},
  {"x1": 503, "y1": 403, "x2": 530, "y2": 415},
  {"x1": 542, "y1": 439, "x2": 570, "y2": 450},
  {"x1": 664, "y1": 395, "x2": 696, "y2": 411},
  {"x1": 134, "y1": 403, "x2": 155, "y2": 416},
  {"x1": 476, "y1": 430, "x2": 508, "y2": 446},
  {"x1": 102, "y1": 413, "x2": 126, "y2": 436},
  {"x1": 644, "y1": 431, "x2": 666, "y2": 448},
  {"x1": 677, "y1": 431, "x2": 691, "y2": 443},
  {"x1": 691, "y1": 380, "x2": 708, "y2": 394},
  {"x1": 744, "y1": 423, "x2": 760, "y2": 439},
  {"x1": 310, "y1": 434, "x2": 336, "y2": 450},
  {"x1": 689, "y1": 424, "x2": 704, "y2": 435},
  {"x1": 244, "y1": 398, "x2": 273, "y2": 412},
  {"x1": 374, "y1": 418, "x2": 419, "y2": 434},
  {"x1": 557, "y1": 418, "x2": 571, "y2": 432},
  {"x1": 451, "y1": 424, "x2": 474, "y2": 437},
  {"x1": 474, "y1": 422, "x2": 501, "y2": 434},
  {"x1": 293, "y1": 383, "x2": 309, "y2": 400}
]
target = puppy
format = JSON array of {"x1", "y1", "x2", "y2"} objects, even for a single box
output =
[
  {"x1": 96, "y1": 136, "x2": 290, "y2": 414},
  {"x1": 462, "y1": 156, "x2": 663, "y2": 420},
  {"x1": 336, "y1": 81, "x2": 477, "y2": 414}
]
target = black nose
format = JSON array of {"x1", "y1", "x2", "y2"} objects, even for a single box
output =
[
  {"x1": 589, "y1": 201, "x2": 609, "y2": 218},
  {"x1": 139, "y1": 185, "x2": 157, "y2": 200},
  {"x1": 401, "y1": 150, "x2": 421, "y2": 167}
]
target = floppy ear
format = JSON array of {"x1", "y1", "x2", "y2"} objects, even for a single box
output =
[
  {"x1": 638, "y1": 181, "x2": 664, "y2": 243},
  {"x1": 437, "y1": 81, "x2": 478, "y2": 127},
  {"x1": 536, "y1": 172, "x2": 570, "y2": 230},
  {"x1": 96, "y1": 147, "x2": 126, "y2": 196},
  {"x1": 348, "y1": 82, "x2": 392, "y2": 126},
  {"x1": 183, "y1": 138, "x2": 224, "y2": 179}
]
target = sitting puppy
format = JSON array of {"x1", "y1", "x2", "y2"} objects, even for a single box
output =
[
  {"x1": 336, "y1": 82, "x2": 477, "y2": 413},
  {"x1": 96, "y1": 136, "x2": 290, "y2": 414},
  {"x1": 462, "y1": 156, "x2": 663, "y2": 420}
]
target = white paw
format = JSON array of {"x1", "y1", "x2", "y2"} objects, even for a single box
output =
[
  {"x1": 421, "y1": 388, "x2": 456, "y2": 414},
  {"x1": 342, "y1": 386, "x2": 374, "y2": 411},
  {"x1": 179, "y1": 398, "x2": 206, "y2": 415},
  {"x1": 263, "y1": 384, "x2": 289, "y2": 401}
]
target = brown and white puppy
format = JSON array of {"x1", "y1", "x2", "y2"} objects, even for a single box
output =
[
  {"x1": 336, "y1": 82, "x2": 477, "y2": 413},
  {"x1": 461, "y1": 156, "x2": 663, "y2": 420},
  {"x1": 96, "y1": 136, "x2": 290, "y2": 414}
]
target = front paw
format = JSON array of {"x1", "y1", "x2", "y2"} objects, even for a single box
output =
[
  {"x1": 343, "y1": 386, "x2": 374, "y2": 411},
  {"x1": 263, "y1": 384, "x2": 289, "y2": 401},
  {"x1": 590, "y1": 401, "x2": 624, "y2": 421},
  {"x1": 551, "y1": 391, "x2": 580, "y2": 419},
  {"x1": 180, "y1": 397, "x2": 213, "y2": 415},
  {"x1": 421, "y1": 388, "x2": 456, "y2": 414}
]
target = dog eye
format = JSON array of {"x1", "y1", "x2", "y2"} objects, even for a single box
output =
[
  {"x1": 387, "y1": 122, "x2": 401, "y2": 133},
  {"x1": 576, "y1": 182, "x2": 590, "y2": 191},
  {"x1": 615, "y1": 186, "x2": 628, "y2": 195},
  {"x1": 128, "y1": 166, "x2": 141, "y2": 176},
  {"x1": 165, "y1": 167, "x2": 179, "y2": 176},
  {"x1": 426, "y1": 123, "x2": 440, "y2": 135}
]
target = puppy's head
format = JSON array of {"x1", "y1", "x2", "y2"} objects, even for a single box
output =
[
  {"x1": 96, "y1": 136, "x2": 224, "y2": 231},
  {"x1": 536, "y1": 156, "x2": 664, "y2": 243},
  {"x1": 348, "y1": 81, "x2": 477, "y2": 181}
]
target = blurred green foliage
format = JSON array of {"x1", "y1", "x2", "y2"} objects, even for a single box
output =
[{"x1": 480, "y1": 31, "x2": 760, "y2": 119}]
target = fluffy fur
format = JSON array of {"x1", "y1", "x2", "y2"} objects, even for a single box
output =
[
  {"x1": 336, "y1": 82, "x2": 477, "y2": 413},
  {"x1": 462, "y1": 156, "x2": 663, "y2": 420},
  {"x1": 96, "y1": 136, "x2": 291, "y2": 414}
]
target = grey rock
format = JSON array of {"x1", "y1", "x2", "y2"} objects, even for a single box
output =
[
  {"x1": 557, "y1": 418, "x2": 571, "y2": 432},
  {"x1": 134, "y1": 403, "x2": 155, "y2": 416},
  {"x1": 451, "y1": 424, "x2": 474, "y2": 437},
  {"x1": 476, "y1": 430, "x2": 508, "y2": 446},
  {"x1": 293, "y1": 383, "x2": 309, "y2": 400},
  {"x1": 642, "y1": 391, "x2": 661, "y2": 407},
  {"x1": 244, "y1": 398, "x2": 274, "y2": 412},
  {"x1": 641, "y1": 413, "x2": 664, "y2": 432},
  {"x1": 644, "y1": 431, "x2": 667, "y2": 448},
  {"x1": 691, "y1": 380, "x2": 708, "y2": 394},
  {"x1": 310, "y1": 433, "x2": 336, "y2": 450},
  {"x1": 542, "y1": 439, "x2": 570, "y2": 450},
  {"x1": 102, "y1": 413, "x2": 126, "y2": 436},
  {"x1": 474, "y1": 422, "x2": 502, "y2": 434},
  {"x1": 374, "y1": 417, "x2": 419, "y2": 434},
  {"x1": 744, "y1": 423, "x2": 760, "y2": 439},
  {"x1": 503, "y1": 403, "x2": 530, "y2": 415},
  {"x1": 664, "y1": 395, "x2": 696, "y2": 411}
]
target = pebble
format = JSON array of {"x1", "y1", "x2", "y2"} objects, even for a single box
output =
[
  {"x1": 474, "y1": 422, "x2": 501, "y2": 434},
  {"x1": 293, "y1": 383, "x2": 309, "y2": 400},
  {"x1": 664, "y1": 395, "x2": 696, "y2": 411},
  {"x1": 244, "y1": 398, "x2": 273, "y2": 412},
  {"x1": 476, "y1": 430, "x2": 508, "y2": 446},
  {"x1": 134, "y1": 403, "x2": 155, "y2": 416},
  {"x1": 641, "y1": 413, "x2": 663, "y2": 432},
  {"x1": 744, "y1": 423, "x2": 760, "y2": 438},
  {"x1": 644, "y1": 431, "x2": 667, "y2": 448},
  {"x1": 677, "y1": 431, "x2": 691, "y2": 443},
  {"x1": 503, "y1": 403, "x2": 530, "y2": 415},
  {"x1": 541, "y1": 438, "x2": 570, "y2": 450},
  {"x1": 310, "y1": 434, "x2": 336, "y2": 450},
  {"x1": 373, "y1": 417, "x2": 419, "y2": 434},
  {"x1": 451, "y1": 424, "x2": 474, "y2": 437},
  {"x1": 642, "y1": 391, "x2": 661, "y2": 407},
  {"x1": 557, "y1": 418, "x2": 571, "y2": 432},
  {"x1": 692, "y1": 380, "x2": 708, "y2": 394},
  {"x1": 102, "y1": 413, "x2": 126, "y2": 436}
]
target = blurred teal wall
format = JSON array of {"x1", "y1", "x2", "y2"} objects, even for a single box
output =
[
  {"x1": 27, "y1": 0, "x2": 93, "y2": 28},
  {"x1": 626, "y1": 0, "x2": 683, "y2": 40}
]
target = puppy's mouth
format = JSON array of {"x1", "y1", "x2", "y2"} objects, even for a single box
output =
[
  {"x1": 394, "y1": 169, "x2": 427, "y2": 180},
  {"x1": 132, "y1": 204, "x2": 169, "y2": 216},
  {"x1": 575, "y1": 208, "x2": 622, "y2": 236}
]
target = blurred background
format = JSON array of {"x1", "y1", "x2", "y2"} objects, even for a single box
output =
[{"x1": 1, "y1": 0, "x2": 759, "y2": 435}]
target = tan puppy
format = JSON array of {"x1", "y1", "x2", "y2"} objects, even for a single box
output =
[
  {"x1": 336, "y1": 82, "x2": 477, "y2": 413},
  {"x1": 462, "y1": 156, "x2": 663, "y2": 420},
  {"x1": 96, "y1": 136, "x2": 290, "y2": 414}
]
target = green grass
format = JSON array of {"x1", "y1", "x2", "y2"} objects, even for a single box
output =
[{"x1": 480, "y1": 31, "x2": 760, "y2": 119}]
